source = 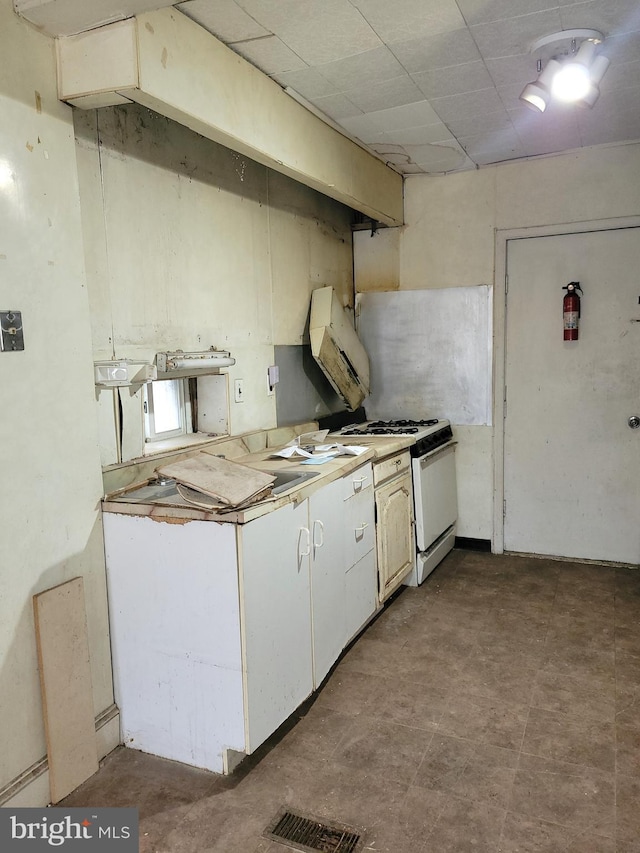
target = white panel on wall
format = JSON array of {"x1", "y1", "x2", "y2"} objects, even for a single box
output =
[
  {"x1": 357, "y1": 287, "x2": 493, "y2": 425},
  {"x1": 0, "y1": 0, "x2": 113, "y2": 800}
]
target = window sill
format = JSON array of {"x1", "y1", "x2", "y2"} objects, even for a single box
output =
[{"x1": 142, "y1": 432, "x2": 229, "y2": 456}]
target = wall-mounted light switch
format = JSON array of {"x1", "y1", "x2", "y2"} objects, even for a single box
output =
[
  {"x1": 234, "y1": 379, "x2": 245, "y2": 403},
  {"x1": 0, "y1": 310, "x2": 24, "y2": 351}
]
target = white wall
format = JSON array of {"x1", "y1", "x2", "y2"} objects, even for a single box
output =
[
  {"x1": 0, "y1": 0, "x2": 116, "y2": 805},
  {"x1": 74, "y1": 104, "x2": 354, "y2": 464},
  {"x1": 356, "y1": 142, "x2": 640, "y2": 541}
]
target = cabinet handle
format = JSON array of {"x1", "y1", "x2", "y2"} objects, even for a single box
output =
[
  {"x1": 355, "y1": 523, "x2": 369, "y2": 533},
  {"x1": 312, "y1": 519, "x2": 325, "y2": 549},
  {"x1": 298, "y1": 526, "x2": 311, "y2": 558},
  {"x1": 352, "y1": 475, "x2": 368, "y2": 489}
]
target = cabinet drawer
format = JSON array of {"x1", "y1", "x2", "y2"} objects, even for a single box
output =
[
  {"x1": 342, "y1": 462, "x2": 373, "y2": 500},
  {"x1": 373, "y1": 451, "x2": 410, "y2": 486},
  {"x1": 345, "y1": 486, "x2": 375, "y2": 568}
]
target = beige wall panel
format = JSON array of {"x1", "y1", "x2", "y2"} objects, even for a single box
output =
[
  {"x1": 496, "y1": 144, "x2": 640, "y2": 230},
  {"x1": 269, "y1": 171, "x2": 353, "y2": 345},
  {"x1": 401, "y1": 170, "x2": 496, "y2": 290},
  {"x1": 354, "y1": 228, "x2": 400, "y2": 293},
  {"x1": 0, "y1": 0, "x2": 113, "y2": 799}
]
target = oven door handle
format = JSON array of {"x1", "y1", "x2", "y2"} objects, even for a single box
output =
[{"x1": 417, "y1": 440, "x2": 457, "y2": 466}]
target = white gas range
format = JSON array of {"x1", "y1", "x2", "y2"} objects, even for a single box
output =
[{"x1": 329, "y1": 418, "x2": 458, "y2": 586}]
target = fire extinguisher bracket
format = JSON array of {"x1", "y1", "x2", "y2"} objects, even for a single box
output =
[{"x1": 563, "y1": 281, "x2": 583, "y2": 341}]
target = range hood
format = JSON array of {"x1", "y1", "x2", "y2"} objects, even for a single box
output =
[{"x1": 310, "y1": 287, "x2": 370, "y2": 411}]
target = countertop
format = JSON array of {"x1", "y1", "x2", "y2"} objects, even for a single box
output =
[{"x1": 102, "y1": 431, "x2": 416, "y2": 525}]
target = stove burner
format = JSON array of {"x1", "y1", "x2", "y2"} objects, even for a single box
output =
[
  {"x1": 341, "y1": 424, "x2": 422, "y2": 435},
  {"x1": 367, "y1": 418, "x2": 439, "y2": 429}
]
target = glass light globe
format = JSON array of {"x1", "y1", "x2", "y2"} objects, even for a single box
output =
[{"x1": 551, "y1": 62, "x2": 592, "y2": 102}]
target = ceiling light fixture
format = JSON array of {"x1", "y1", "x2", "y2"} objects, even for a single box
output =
[{"x1": 519, "y1": 29, "x2": 610, "y2": 113}]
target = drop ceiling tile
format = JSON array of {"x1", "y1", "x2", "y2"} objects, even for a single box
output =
[
  {"x1": 470, "y1": 9, "x2": 563, "y2": 59},
  {"x1": 599, "y1": 31, "x2": 640, "y2": 64},
  {"x1": 271, "y1": 67, "x2": 339, "y2": 99},
  {"x1": 510, "y1": 104, "x2": 580, "y2": 137},
  {"x1": 310, "y1": 93, "x2": 363, "y2": 120},
  {"x1": 411, "y1": 60, "x2": 494, "y2": 99},
  {"x1": 559, "y1": 0, "x2": 640, "y2": 38},
  {"x1": 237, "y1": 0, "x2": 381, "y2": 65},
  {"x1": 376, "y1": 123, "x2": 454, "y2": 145},
  {"x1": 389, "y1": 28, "x2": 481, "y2": 74},
  {"x1": 177, "y1": 0, "x2": 269, "y2": 42},
  {"x1": 230, "y1": 34, "x2": 306, "y2": 74},
  {"x1": 485, "y1": 54, "x2": 538, "y2": 90},
  {"x1": 338, "y1": 113, "x2": 384, "y2": 140},
  {"x1": 513, "y1": 107, "x2": 582, "y2": 149},
  {"x1": 403, "y1": 142, "x2": 469, "y2": 171},
  {"x1": 579, "y1": 119, "x2": 640, "y2": 147},
  {"x1": 350, "y1": 0, "x2": 465, "y2": 44},
  {"x1": 315, "y1": 46, "x2": 406, "y2": 91},
  {"x1": 454, "y1": 0, "x2": 584, "y2": 27},
  {"x1": 430, "y1": 87, "x2": 505, "y2": 122},
  {"x1": 369, "y1": 142, "x2": 409, "y2": 156},
  {"x1": 343, "y1": 74, "x2": 426, "y2": 113},
  {"x1": 458, "y1": 129, "x2": 521, "y2": 154},
  {"x1": 365, "y1": 99, "x2": 444, "y2": 131},
  {"x1": 445, "y1": 109, "x2": 514, "y2": 138},
  {"x1": 496, "y1": 82, "x2": 536, "y2": 112},
  {"x1": 599, "y1": 59, "x2": 640, "y2": 93}
]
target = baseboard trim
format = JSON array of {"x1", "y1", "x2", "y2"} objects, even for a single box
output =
[
  {"x1": 454, "y1": 537, "x2": 492, "y2": 552},
  {"x1": 0, "y1": 703, "x2": 120, "y2": 807}
]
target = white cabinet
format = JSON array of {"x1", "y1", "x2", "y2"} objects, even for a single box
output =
[
  {"x1": 343, "y1": 466, "x2": 377, "y2": 643},
  {"x1": 373, "y1": 451, "x2": 415, "y2": 602},
  {"x1": 240, "y1": 500, "x2": 313, "y2": 752},
  {"x1": 308, "y1": 476, "x2": 347, "y2": 686},
  {"x1": 103, "y1": 459, "x2": 378, "y2": 775},
  {"x1": 103, "y1": 513, "x2": 246, "y2": 774},
  {"x1": 309, "y1": 464, "x2": 377, "y2": 685}
]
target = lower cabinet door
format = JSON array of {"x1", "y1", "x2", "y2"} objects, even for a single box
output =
[
  {"x1": 240, "y1": 500, "x2": 313, "y2": 752},
  {"x1": 309, "y1": 477, "x2": 346, "y2": 687},
  {"x1": 345, "y1": 550, "x2": 378, "y2": 644},
  {"x1": 375, "y1": 472, "x2": 415, "y2": 601}
]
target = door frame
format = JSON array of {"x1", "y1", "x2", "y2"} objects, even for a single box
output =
[{"x1": 492, "y1": 215, "x2": 640, "y2": 554}]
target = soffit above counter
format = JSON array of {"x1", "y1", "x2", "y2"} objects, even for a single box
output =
[{"x1": 55, "y1": 7, "x2": 404, "y2": 227}]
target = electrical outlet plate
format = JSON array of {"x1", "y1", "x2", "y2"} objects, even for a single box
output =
[{"x1": 0, "y1": 310, "x2": 24, "y2": 351}]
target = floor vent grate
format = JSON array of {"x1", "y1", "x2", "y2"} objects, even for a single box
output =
[{"x1": 264, "y1": 808, "x2": 364, "y2": 853}]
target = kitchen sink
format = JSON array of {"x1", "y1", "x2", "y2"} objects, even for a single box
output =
[
  {"x1": 111, "y1": 470, "x2": 322, "y2": 504},
  {"x1": 269, "y1": 470, "x2": 321, "y2": 495}
]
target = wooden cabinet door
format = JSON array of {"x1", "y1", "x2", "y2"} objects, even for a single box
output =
[
  {"x1": 309, "y1": 476, "x2": 346, "y2": 687},
  {"x1": 240, "y1": 500, "x2": 313, "y2": 752},
  {"x1": 375, "y1": 472, "x2": 414, "y2": 602}
]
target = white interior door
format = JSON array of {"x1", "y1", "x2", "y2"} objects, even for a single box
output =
[{"x1": 503, "y1": 227, "x2": 640, "y2": 564}]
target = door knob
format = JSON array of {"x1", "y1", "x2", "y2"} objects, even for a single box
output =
[{"x1": 628, "y1": 416, "x2": 640, "y2": 429}]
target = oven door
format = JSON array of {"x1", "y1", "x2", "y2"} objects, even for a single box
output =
[{"x1": 412, "y1": 442, "x2": 457, "y2": 552}]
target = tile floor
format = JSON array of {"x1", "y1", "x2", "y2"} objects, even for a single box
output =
[{"x1": 62, "y1": 549, "x2": 640, "y2": 852}]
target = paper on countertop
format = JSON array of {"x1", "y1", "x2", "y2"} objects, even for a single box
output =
[
  {"x1": 296, "y1": 429, "x2": 330, "y2": 444},
  {"x1": 316, "y1": 444, "x2": 368, "y2": 456},
  {"x1": 270, "y1": 443, "x2": 368, "y2": 459},
  {"x1": 300, "y1": 455, "x2": 337, "y2": 465}
]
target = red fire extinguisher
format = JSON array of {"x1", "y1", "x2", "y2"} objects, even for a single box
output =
[{"x1": 562, "y1": 281, "x2": 583, "y2": 341}]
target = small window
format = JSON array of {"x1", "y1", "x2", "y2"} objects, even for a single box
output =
[{"x1": 144, "y1": 379, "x2": 189, "y2": 442}]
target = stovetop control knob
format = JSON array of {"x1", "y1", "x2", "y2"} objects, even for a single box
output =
[{"x1": 628, "y1": 415, "x2": 640, "y2": 429}]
